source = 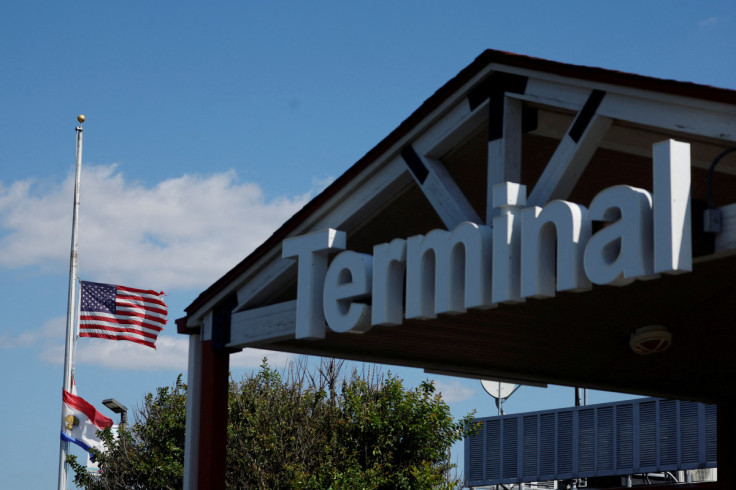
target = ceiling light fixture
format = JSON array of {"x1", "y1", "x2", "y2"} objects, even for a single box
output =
[{"x1": 630, "y1": 325, "x2": 672, "y2": 355}]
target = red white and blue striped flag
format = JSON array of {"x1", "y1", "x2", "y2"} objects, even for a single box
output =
[
  {"x1": 79, "y1": 280, "x2": 167, "y2": 349},
  {"x1": 61, "y1": 389, "x2": 113, "y2": 456}
]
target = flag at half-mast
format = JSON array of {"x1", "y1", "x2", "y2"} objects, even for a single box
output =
[
  {"x1": 61, "y1": 389, "x2": 113, "y2": 457},
  {"x1": 79, "y1": 280, "x2": 167, "y2": 349}
]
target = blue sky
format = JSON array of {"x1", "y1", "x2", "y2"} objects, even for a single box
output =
[{"x1": 1, "y1": 1, "x2": 734, "y2": 487}]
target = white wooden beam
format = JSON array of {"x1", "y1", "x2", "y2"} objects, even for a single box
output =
[
  {"x1": 413, "y1": 97, "x2": 487, "y2": 158},
  {"x1": 488, "y1": 96, "x2": 523, "y2": 184},
  {"x1": 487, "y1": 96, "x2": 524, "y2": 221},
  {"x1": 598, "y1": 93, "x2": 736, "y2": 144},
  {"x1": 201, "y1": 311, "x2": 213, "y2": 342},
  {"x1": 528, "y1": 90, "x2": 613, "y2": 206},
  {"x1": 509, "y1": 76, "x2": 598, "y2": 113},
  {"x1": 511, "y1": 74, "x2": 736, "y2": 145},
  {"x1": 400, "y1": 145, "x2": 482, "y2": 229},
  {"x1": 228, "y1": 300, "x2": 297, "y2": 348}
]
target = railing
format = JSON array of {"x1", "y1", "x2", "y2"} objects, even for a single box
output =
[{"x1": 465, "y1": 397, "x2": 717, "y2": 487}]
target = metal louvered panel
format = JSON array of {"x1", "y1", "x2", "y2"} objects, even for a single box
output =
[
  {"x1": 467, "y1": 427, "x2": 484, "y2": 481},
  {"x1": 639, "y1": 400, "x2": 658, "y2": 469},
  {"x1": 539, "y1": 412, "x2": 556, "y2": 478},
  {"x1": 597, "y1": 406, "x2": 614, "y2": 473},
  {"x1": 523, "y1": 415, "x2": 539, "y2": 478},
  {"x1": 503, "y1": 418, "x2": 519, "y2": 480},
  {"x1": 464, "y1": 397, "x2": 717, "y2": 488},
  {"x1": 659, "y1": 399, "x2": 678, "y2": 467},
  {"x1": 556, "y1": 410, "x2": 574, "y2": 477},
  {"x1": 616, "y1": 403, "x2": 634, "y2": 471},
  {"x1": 680, "y1": 400, "x2": 699, "y2": 465},
  {"x1": 578, "y1": 408, "x2": 595, "y2": 474},
  {"x1": 486, "y1": 418, "x2": 501, "y2": 480}
]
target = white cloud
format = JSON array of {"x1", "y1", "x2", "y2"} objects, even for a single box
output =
[
  {"x1": 72, "y1": 336, "x2": 294, "y2": 371},
  {"x1": 698, "y1": 15, "x2": 731, "y2": 28},
  {"x1": 0, "y1": 165, "x2": 313, "y2": 370},
  {"x1": 0, "y1": 329, "x2": 40, "y2": 349},
  {"x1": 0, "y1": 314, "x2": 189, "y2": 370},
  {"x1": 230, "y1": 348, "x2": 295, "y2": 369},
  {"x1": 433, "y1": 378, "x2": 476, "y2": 403},
  {"x1": 0, "y1": 315, "x2": 64, "y2": 349},
  {"x1": 34, "y1": 330, "x2": 295, "y2": 371},
  {"x1": 0, "y1": 164, "x2": 311, "y2": 290},
  {"x1": 73, "y1": 334, "x2": 190, "y2": 370}
]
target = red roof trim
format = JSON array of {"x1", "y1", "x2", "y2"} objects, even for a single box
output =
[{"x1": 180, "y1": 49, "x2": 736, "y2": 323}]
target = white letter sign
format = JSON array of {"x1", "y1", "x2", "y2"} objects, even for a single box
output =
[
  {"x1": 323, "y1": 251, "x2": 373, "y2": 334},
  {"x1": 282, "y1": 140, "x2": 693, "y2": 338},
  {"x1": 282, "y1": 229, "x2": 345, "y2": 339}
]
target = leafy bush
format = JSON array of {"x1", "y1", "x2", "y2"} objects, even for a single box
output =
[{"x1": 68, "y1": 358, "x2": 475, "y2": 489}]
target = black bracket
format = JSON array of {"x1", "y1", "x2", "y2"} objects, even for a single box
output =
[{"x1": 211, "y1": 294, "x2": 241, "y2": 353}]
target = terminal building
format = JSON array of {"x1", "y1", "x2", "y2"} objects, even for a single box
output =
[{"x1": 176, "y1": 50, "x2": 736, "y2": 489}]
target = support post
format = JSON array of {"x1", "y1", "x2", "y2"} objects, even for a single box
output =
[
  {"x1": 192, "y1": 294, "x2": 238, "y2": 489},
  {"x1": 183, "y1": 332, "x2": 202, "y2": 490},
  {"x1": 196, "y1": 340, "x2": 229, "y2": 490},
  {"x1": 718, "y1": 401, "x2": 734, "y2": 489}
]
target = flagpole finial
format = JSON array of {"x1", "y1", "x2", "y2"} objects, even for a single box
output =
[{"x1": 77, "y1": 114, "x2": 86, "y2": 124}]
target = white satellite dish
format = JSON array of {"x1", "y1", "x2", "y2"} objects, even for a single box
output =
[
  {"x1": 481, "y1": 380, "x2": 520, "y2": 416},
  {"x1": 481, "y1": 380, "x2": 518, "y2": 399}
]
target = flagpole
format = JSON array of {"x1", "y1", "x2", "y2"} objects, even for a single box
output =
[{"x1": 58, "y1": 115, "x2": 85, "y2": 490}]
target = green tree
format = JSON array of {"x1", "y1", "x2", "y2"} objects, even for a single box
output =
[
  {"x1": 68, "y1": 376, "x2": 187, "y2": 490},
  {"x1": 68, "y1": 359, "x2": 476, "y2": 489}
]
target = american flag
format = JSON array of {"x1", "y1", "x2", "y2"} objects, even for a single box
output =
[{"x1": 79, "y1": 280, "x2": 167, "y2": 349}]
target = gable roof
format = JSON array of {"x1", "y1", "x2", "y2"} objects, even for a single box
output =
[
  {"x1": 178, "y1": 50, "x2": 736, "y2": 402},
  {"x1": 182, "y1": 49, "x2": 736, "y2": 319}
]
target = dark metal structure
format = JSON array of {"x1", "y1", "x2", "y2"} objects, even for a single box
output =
[{"x1": 466, "y1": 398, "x2": 716, "y2": 487}]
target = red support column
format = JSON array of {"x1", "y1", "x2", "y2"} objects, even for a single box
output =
[{"x1": 197, "y1": 340, "x2": 229, "y2": 490}]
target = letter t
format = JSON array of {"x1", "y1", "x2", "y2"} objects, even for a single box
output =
[{"x1": 282, "y1": 229, "x2": 346, "y2": 339}]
